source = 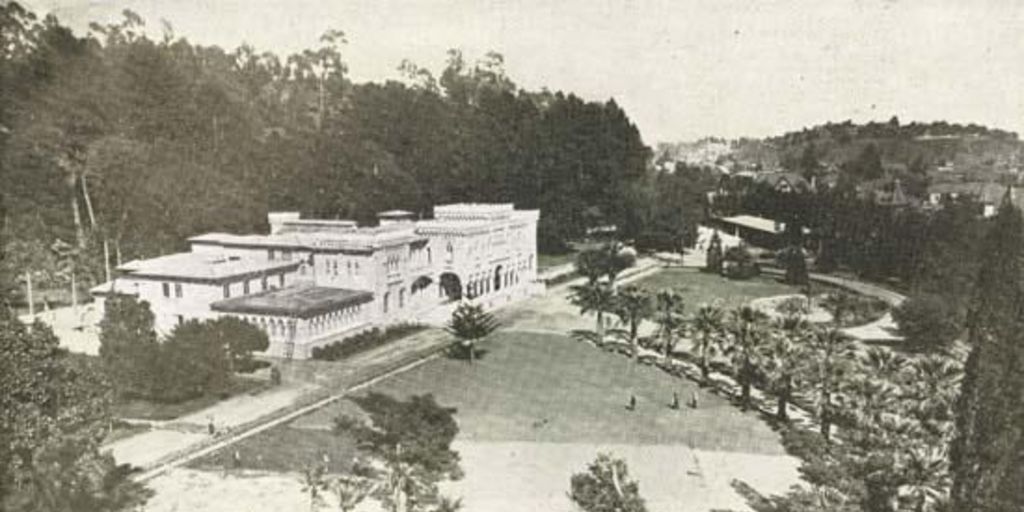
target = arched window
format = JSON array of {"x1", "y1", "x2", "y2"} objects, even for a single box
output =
[{"x1": 383, "y1": 292, "x2": 390, "y2": 314}]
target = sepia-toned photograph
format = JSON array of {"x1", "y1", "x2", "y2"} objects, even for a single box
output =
[{"x1": 2, "y1": 1, "x2": 1023, "y2": 511}]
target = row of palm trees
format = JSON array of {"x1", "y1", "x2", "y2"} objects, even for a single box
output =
[{"x1": 568, "y1": 279, "x2": 963, "y2": 511}]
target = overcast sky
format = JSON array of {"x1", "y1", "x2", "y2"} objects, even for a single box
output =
[{"x1": 24, "y1": 0, "x2": 1024, "y2": 144}]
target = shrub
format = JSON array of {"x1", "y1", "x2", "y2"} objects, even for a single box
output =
[
  {"x1": 704, "y1": 232, "x2": 723, "y2": 274},
  {"x1": 311, "y1": 324, "x2": 426, "y2": 361},
  {"x1": 722, "y1": 245, "x2": 760, "y2": 280},
  {"x1": 893, "y1": 293, "x2": 961, "y2": 351},
  {"x1": 777, "y1": 245, "x2": 809, "y2": 285}
]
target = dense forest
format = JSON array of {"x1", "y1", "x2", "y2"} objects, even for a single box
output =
[{"x1": 0, "y1": 5, "x2": 657, "y2": 299}]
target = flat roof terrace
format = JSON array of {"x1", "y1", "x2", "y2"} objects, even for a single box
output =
[
  {"x1": 118, "y1": 253, "x2": 300, "y2": 283},
  {"x1": 210, "y1": 284, "x2": 373, "y2": 319}
]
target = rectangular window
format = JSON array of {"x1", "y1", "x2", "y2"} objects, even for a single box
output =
[
  {"x1": 174, "y1": 283, "x2": 183, "y2": 298},
  {"x1": 261, "y1": 277, "x2": 268, "y2": 291},
  {"x1": 176, "y1": 315, "x2": 184, "y2": 326},
  {"x1": 279, "y1": 274, "x2": 285, "y2": 287},
  {"x1": 223, "y1": 283, "x2": 231, "y2": 298},
  {"x1": 243, "y1": 280, "x2": 250, "y2": 294},
  {"x1": 162, "y1": 282, "x2": 170, "y2": 297},
  {"x1": 268, "y1": 249, "x2": 276, "y2": 260}
]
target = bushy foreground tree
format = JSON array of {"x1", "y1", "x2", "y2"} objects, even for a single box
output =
[
  {"x1": 335, "y1": 393, "x2": 462, "y2": 512},
  {"x1": 1, "y1": 307, "x2": 151, "y2": 511},
  {"x1": 569, "y1": 453, "x2": 647, "y2": 512}
]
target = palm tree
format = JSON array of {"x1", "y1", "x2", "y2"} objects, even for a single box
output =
[
  {"x1": 906, "y1": 355, "x2": 962, "y2": 440},
  {"x1": 575, "y1": 249, "x2": 607, "y2": 285},
  {"x1": 821, "y1": 291, "x2": 858, "y2": 326},
  {"x1": 861, "y1": 346, "x2": 908, "y2": 383},
  {"x1": 762, "y1": 315, "x2": 809, "y2": 421},
  {"x1": 334, "y1": 473, "x2": 376, "y2": 512},
  {"x1": 897, "y1": 444, "x2": 951, "y2": 512},
  {"x1": 446, "y1": 303, "x2": 499, "y2": 363},
  {"x1": 804, "y1": 326, "x2": 856, "y2": 442},
  {"x1": 300, "y1": 463, "x2": 329, "y2": 512},
  {"x1": 653, "y1": 289, "x2": 686, "y2": 358},
  {"x1": 691, "y1": 303, "x2": 725, "y2": 386},
  {"x1": 612, "y1": 285, "x2": 653, "y2": 363},
  {"x1": 569, "y1": 281, "x2": 617, "y2": 344},
  {"x1": 722, "y1": 305, "x2": 769, "y2": 411}
]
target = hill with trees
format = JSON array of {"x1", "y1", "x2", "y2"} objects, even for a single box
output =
[{"x1": 0, "y1": 5, "x2": 651, "y2": 302}]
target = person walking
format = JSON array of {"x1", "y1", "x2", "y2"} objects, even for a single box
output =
[
  {"x1": 671, "y1": 391, "x2": 680, "y2": 410},
  {"x1": 627, "y1": 394, "x2": 637, "y2": 411}
]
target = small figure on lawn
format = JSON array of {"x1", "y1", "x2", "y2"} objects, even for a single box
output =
[
  {"x1": 627, "y1": 394, "x2": 637, "y2": 411},
  {"x1": 670, "y1": 392, "x2": 680, "y2": 410},
  {"x1": 690, "y1": 391, "x2": 699, "y2": 409},
  {"x1": 207, "y1": 416, "x2": 216, "y2": 436}
]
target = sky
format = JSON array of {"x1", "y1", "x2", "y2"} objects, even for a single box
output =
[{"x1": 24, "y1": 0, "x2": 1024, "y2": 144}]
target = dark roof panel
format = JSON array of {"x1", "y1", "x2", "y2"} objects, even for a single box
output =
[{"x1": 211, "y1": 284, "x2": 373, "y2": 319}]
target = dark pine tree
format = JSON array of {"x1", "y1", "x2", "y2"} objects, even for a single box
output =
[{"x1": 950, "y1": 192, "x2": 1024, "y2": 512}]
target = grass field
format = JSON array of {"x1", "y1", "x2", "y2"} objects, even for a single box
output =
[
  {"x1": 630, "y1": 268, "x2": 797, "y2": 309},
  {"x1": 191, "y1": 330, "x2": 785, "y2": 474}
]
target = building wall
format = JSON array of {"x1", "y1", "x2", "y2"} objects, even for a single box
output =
[{"x1": 101, "y1": 205, "x2": 540, "y2": 359}]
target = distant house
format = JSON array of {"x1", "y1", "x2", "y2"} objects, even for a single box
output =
[
  {"x1": 857, "y1": 178, "x2": 915, "y2": 208},
  {"x1": 926, "y1": 181, "x2": 1021, "y2": 217},
  {"x1": 755, "y1": 172, "x2": 811, "y2": 193}
]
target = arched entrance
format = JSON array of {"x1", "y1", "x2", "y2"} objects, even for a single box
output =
[
  {"x1": 439, "y1": 272, "x2": 462, "y2": 302},
  {"x1": 494, "y1": 265, "x2": 504, "y2": 291}
]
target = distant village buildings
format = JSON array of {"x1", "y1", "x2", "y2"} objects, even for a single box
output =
[{"x1": 91, "y1": 204, "x2": 540, "y2": 359}]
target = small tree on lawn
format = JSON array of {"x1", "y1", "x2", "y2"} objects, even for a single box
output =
[
  {"x1": 705, "y1": 231, "x2": 723, "y2": 274},
  {"x1": 446, "y1": 303, "x2": 498, "y2": 363},
  {"x1": 569, "y1": 453, "x2": 647, "y2": 512},
  {"x1": 335, "y1": 393, "x2": 462, "y2": 512}
]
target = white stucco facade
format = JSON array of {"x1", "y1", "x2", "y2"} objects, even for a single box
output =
[{"x1": 92, "y1": 203, "x2": 540, "y2": 359}]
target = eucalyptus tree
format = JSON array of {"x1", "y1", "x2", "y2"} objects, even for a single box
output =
[
  {"x1": 691, "y1": 302, "x2": 725, "y2": 386},
  {"x1": 722, "y1": 305, "x2": 769, "y2": 411}
]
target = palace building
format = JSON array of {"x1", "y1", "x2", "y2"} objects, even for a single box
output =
[{"x1": 91, "y1": 203, "x2": 540, "y2": 359}]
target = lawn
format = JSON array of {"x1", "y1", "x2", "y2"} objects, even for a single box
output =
[
  {"x1": 191, "y1": 330, "x2": 785, "y2": 474},
  {"x1": 630, "y1": 268, "x2": 798, "y2": 309},
  {"x1": 112, "y1": 377, "x2": 271, "y2": 421}
]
